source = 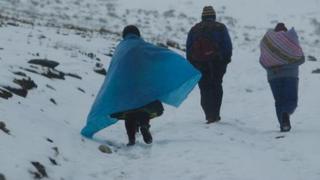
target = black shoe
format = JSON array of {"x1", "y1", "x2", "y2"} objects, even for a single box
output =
[
  {"x1": 206, "y1": 116, "x2": 221, "y2": 124},
  {"x1": 127, "y1": 133, "x2": 136, "y2": 146},
  {"x1": 280, "y1": 113, "x2": 291, "y2": 132},
  {"x1": 125, "y1": 120, "x2": 137, "y2": 146},
  {"x1": 127, "y1": 140, "x2": 135, "y2": 146},
  {"x1": 140, "y1": 126, "x2": 152, "y2": 144}
]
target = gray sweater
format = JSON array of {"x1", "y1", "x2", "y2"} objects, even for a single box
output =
[{"x1": 266, "y1": 59, "x2": 305, "y2": 81}]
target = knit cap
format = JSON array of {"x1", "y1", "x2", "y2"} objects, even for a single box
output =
[{"x1": 202, "y1": 6, "x2": 216, "y2": 18}]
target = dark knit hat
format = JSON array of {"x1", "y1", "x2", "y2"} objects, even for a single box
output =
[
  {"x1": 122, "y1": 25, "x2": 141, "y2": 38},
  {"x1": 274, "y1": 23, "x2": 288, "y2": 32},
  {"x1": 202, "y1": 6, "x2": 216, "y2": 19}
]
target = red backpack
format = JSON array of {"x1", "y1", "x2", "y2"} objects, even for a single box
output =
[{"x1": 190, "y1": 27, "x2": 220, "y2": 62}]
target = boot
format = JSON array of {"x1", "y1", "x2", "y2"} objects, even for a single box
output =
[
  {"x1": 139, "y1": 119, "x2": 152, "y2": 144},
  {"x1": 127, "y1": 138, "x2": 135, "y2": 146},
  {"x1": 125, "y1": 120, "x2": 137, "y2": 146},
  {"x1": 280, "y1": 112, "x2": 291, "y2": 132},
  {"x1": 206, "y1": 116, "x2": 221, "y2": 124}
]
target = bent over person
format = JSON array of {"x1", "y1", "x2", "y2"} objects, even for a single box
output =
[
  {"x1": 186, "y1": 6, "x2": 232, "y2": 124},
  {"x1": 81, "y1": 25, "x2": 201, "y2": 146}
]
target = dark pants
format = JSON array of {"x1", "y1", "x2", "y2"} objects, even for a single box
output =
[
  {"x1": 196, "y1": 61, "x2": 227, "y2": 120},
  {"x1": 111, "y1": 101, "x2": 163, "y2": 144},
  {"x1": 269, "y1": 77, "x2": 298, "y2": 125},
  {"x1": 125, "y1": 112, "x2": 150, "y2": 141}
]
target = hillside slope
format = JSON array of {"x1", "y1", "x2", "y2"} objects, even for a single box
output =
[{"x1": 1, "y1": 0, "x2": 320, "y2": 180}]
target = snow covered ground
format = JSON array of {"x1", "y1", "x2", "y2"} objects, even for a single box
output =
[{"x1": 0, "y1": 0, "x2": 320, "y2": 180}]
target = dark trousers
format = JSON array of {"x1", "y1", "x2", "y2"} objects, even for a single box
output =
[
  {"x1": 269, "y1": 77, "x2": 298, "y2": 125},
  {"x1": 197, "y1": 62, "x2": 227, "y2": 120},
  {"x1": 125, "y1": 112, "x2": 150, "y2": 140}
]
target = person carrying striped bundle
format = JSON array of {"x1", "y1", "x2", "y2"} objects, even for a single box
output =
[{"x1": 259, "y1": 23, "x2": 305, "y2": 132}]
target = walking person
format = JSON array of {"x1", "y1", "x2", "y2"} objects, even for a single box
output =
[
  {"x1": 186, "y1": 6, "x2": 232, "y2": 123},
  {"x1": 81, "y1": 25, "x2": 201, "y2": 145},
  {"x1": 260, "y1": 23, "x2": 305, "y2": 132}
]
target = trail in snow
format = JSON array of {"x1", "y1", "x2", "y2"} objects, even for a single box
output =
[{"x1": 0, "y1": 0, "x2": 320, "y2": 180}]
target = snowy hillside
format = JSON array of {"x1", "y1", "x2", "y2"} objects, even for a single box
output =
[{"x1": 1, "y1": 0, "x2": 320, "y2": 180}]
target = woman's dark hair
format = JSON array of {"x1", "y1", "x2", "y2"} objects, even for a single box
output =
[
  {"x1": 122, "y1": 25, "x2": 141, "y2": 38},
  {"x1": 274, "y1": 23, "x2": 288, "y2": 32}
]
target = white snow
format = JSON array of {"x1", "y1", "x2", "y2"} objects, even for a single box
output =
[{"x1": 0, "y1": 0, "x2": 320, "y2": 180}]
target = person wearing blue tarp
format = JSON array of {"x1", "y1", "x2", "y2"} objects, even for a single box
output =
[{"x1": 81, "y1": 25, "x2": 201, "y2": 145}]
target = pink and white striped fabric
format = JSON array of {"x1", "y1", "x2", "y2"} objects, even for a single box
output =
[{"x1": 259, "y1": 28, "x2": 304, "y2": 68}]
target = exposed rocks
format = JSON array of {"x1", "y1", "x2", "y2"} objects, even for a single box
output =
[
  {"x1": 62, "y1": 24, "x2": 93, "y2": 33},
  {"x1": 43, "y1": 69, "x2": 65, "y2": 80},
  {"x1": 98, "y1": 144, "x2": 112, "y2": 154},
  {"x1": 307, "y1": 55, "x2": 317, "y2": 61},
  {"x1": 94, "y1": 63, "x2": 106, "y2": 75},
  {"x1": 46, "y1": 84, "x2": 56, "y2": 91},
  {"x1": 156, "y1": 42, "x2": 168, "y2": 48},
  {"x1": 28, "y1": 59, "x2": 59, "y2": 69},
  {"x1": 13, "y1": 78, "x2": 37, "y2": 90},
  {"x1": 0, "y1": 14, "x2": 34, "y2": 26},
  {"x1": 49, "y1": 157, "x2": 58, "y2": 166},
  {"x1": 166, "y1": 39, "x2": 180, "y2": 49},
  {"x1": 20, "y1": 67, "x2": 38, "y2": 74},
  {"x1": 94, "y1": 68, "x2": 106, "y2": 75},
  {"x1": 46, "y1": 138, "x2": 54, "y2": 143},
  {"x1": 2, "y1": 86, "x2": 27, "y2": 97},
  {"x1": 24, "y1": 59, "x2": 82, "y2": 80},
  {"x1": 0, "y1": 88, "x2": 13, "y2": 99},
  {"x1": 245, "y1": 88, "x2": 253, "y2": 93},
  {"x1": 0, "y1": 121, "x2": 10, "y2": 135},
  {"x1": 30, "y1": 161, "x2": 48, "y2": 179},
  {"x1": 1, "y1": 77, "x2": 37, "y2": 98},
  {"x1": 104, "y1": 53, "x2": 113, "y2": 57},
  {"x1": 7, "y1": 22, "x2": 19, "y2": 27},
  {"x1": 81, "y1": 52, "x2": 102, "y2": 62},
  {"x1": 21, "y1": 67, "x2": 65, "y2": 80},
  {"x1": 65, "y1": 73, "x2": 82, "y2": 80},
  {"x1": 99, "y1": 27, "x2": 115, "y2": 35},
  {"x1": 275, "y1": 135, "x2": 285, "y2": 139},
  {"x1": 13, "y1": 71, "x2": 27, "y2": 77},
  {"x1": 77, "y1": 87, "x2": 85, "y2": 93},
  {"x1": 312, "y1": 68, "x2": 320, "y2": 74},
  {"x1": 52, "y1": 147, "x2": 59, "y2": 157},
  {"x1": 50, "y1": 98, "x2": 57, "y2": 105},
  {"x1": 87, "y1": 52, "x2": 95, "y2": 59},
  {"x1": 26, "y1": 59, "x2": 64, "y2": 79}
]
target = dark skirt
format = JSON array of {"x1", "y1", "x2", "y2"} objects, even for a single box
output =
[
  {"x1": 269, "y1": 77, "x2": 298, "y2": 124},
  {"x1": 110, "y1": 100, "x2": 164, "y2": 120}
]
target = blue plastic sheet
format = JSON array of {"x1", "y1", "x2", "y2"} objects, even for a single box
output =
[{"x1": 81, "y1": 34, "x2": 201, "y2": 138}]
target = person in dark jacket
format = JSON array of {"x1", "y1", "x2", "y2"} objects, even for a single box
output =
[
  {"x1": 186, "y1": 6, "x2": 232, "y2": 124},
  {"x1": 260, "y1": 23, "x2": 305, "y2": 132}
]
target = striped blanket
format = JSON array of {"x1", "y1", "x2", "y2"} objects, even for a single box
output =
[{"x1": 260, "y1": 28, "x2": 304, "y2": 68}]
